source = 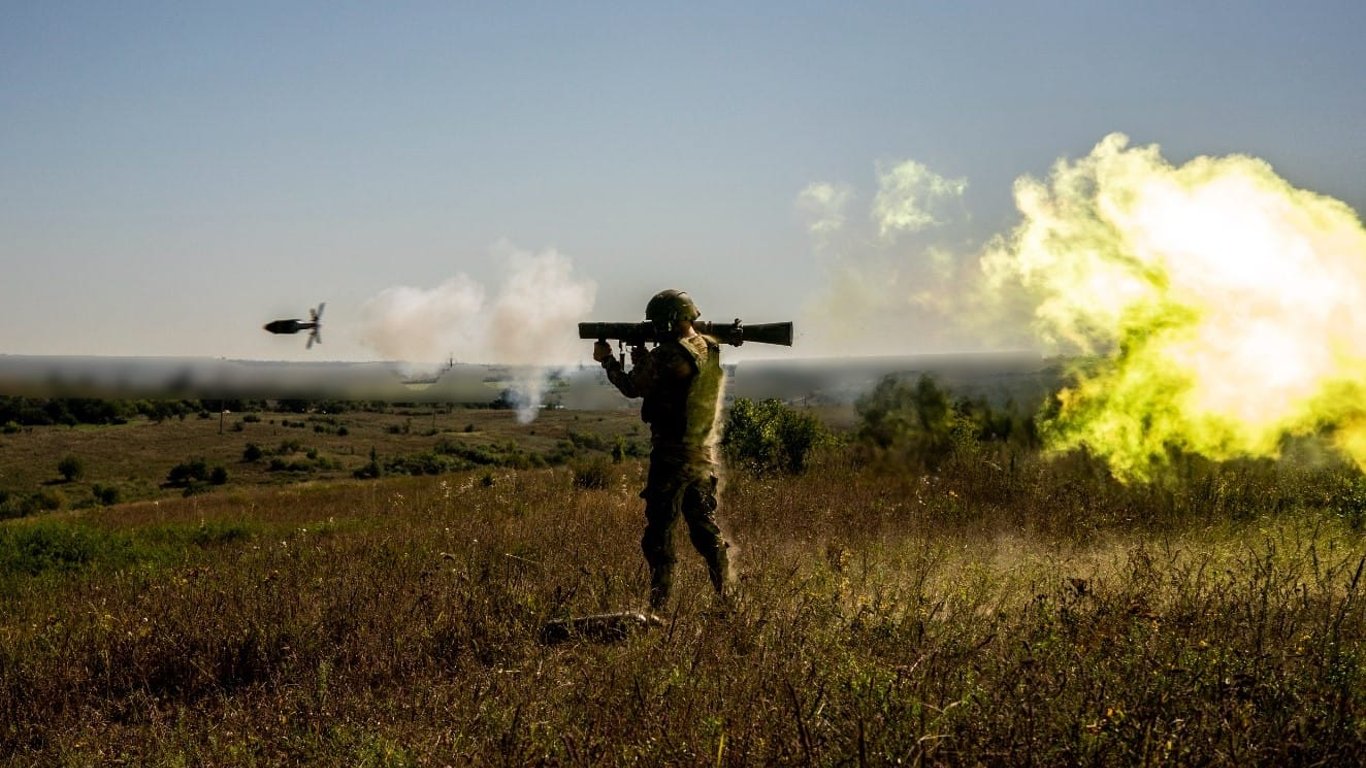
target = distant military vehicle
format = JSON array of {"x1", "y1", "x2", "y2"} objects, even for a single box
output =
[{"x1": 263, "y1": 303, "x2": 325, "y2": 349}]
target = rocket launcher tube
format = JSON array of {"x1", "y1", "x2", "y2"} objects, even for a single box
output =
[{"x1": 578, "y1": 320, "x2": 793, "y2": 347}]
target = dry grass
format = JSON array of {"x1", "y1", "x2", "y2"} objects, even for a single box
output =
[{"x1": 2, "y1": 424, "x2": 1365, "y2": 765}]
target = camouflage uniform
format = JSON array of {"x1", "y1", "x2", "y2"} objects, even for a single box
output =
[{"x1": 601, "y1": 306, "x2": 732, "y2": 610}]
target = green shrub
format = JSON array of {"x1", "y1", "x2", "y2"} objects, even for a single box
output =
[
  {"x1": 166, "y1": 458, "x2": 209, "y2": 487},
  {"x1": 91, "y1": 484, "x2": 121, "y2": 506},
  {"x1": 434, "y1": 439, "x2": 520, "y2": 467},
  {"x1": 722, "y1": 398, "x2": 828, "y2": 475},
  {"x1": 268, "y1": 458, "x2": 312, "y2": 473},
  {"x1": 0, "y1": 491, "x2": 25, "y2": 520},
  {"x1": 385, "y1": 452, "x2": 455, "y2": 476},
  {"x1": 33, "y1": 488, "x2": 67, "y2": 512},
  {"x1": 0, "y1": 524, "x2": 107, "y2": 576},
  {"x1": 56, "y1": 455, "x2": 85, "y2": 482},
  {"x1": 243, "y1": 443, "x2": 263, "y2": 462},
  {"x1": 567, "y1": 430, "x2": 610, "y2": 452}
]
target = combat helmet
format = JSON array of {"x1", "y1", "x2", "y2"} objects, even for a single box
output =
[{"x1": 645, "y1": 290, "x2": 701, "y2": 328}]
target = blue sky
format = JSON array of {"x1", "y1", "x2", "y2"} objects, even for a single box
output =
[{"x1": 2, "y1": 1, "x2": 1363, "y2": 363}]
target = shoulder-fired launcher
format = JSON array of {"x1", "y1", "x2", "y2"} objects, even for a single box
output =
[{"x1": 578, "y1": 320, "x2": 793, "y2": 347}]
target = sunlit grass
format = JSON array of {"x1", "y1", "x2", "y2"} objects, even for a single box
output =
[{"x1": 2, "y1": 443, "x2": 1363, "y2": 764}]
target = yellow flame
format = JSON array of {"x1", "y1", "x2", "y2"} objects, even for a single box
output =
[{"x1": 983, "y1": 134, "x2": 1366, "y2": 480}]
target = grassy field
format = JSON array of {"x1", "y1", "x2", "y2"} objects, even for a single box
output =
[
  {"x1": 2, "y1": 407, "x2": 1365, "y2": 765},
  {"x1": 0, "y1": 406, "x2": 645, "y2": 510}
]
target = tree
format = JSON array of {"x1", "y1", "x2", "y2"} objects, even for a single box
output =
[
  {"x1": 854, "y1": 374, "x2": 1040, "y2": 469},
  {"x1": 855, "y1": 374, "x2": 955, "y2": 468}
]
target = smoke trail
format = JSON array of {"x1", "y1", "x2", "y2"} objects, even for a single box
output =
[
  {"x1": 486, "y1": 243, "x2": 597, "y2": 422},
  {"x1": 359, "y1": 242, "x2": 596, "y2": 421},
  {"x1": 981, "y1": 133, "x2": 1366, "y2": 479}
]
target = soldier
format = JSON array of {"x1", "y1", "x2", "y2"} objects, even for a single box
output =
[{"x1": 593, "y1": 289, "x2": 733, "y2": 611}]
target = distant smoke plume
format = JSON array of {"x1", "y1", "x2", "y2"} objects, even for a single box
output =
[{"x1": 360, "y1": 242, "x2": 596, "y2": 421}]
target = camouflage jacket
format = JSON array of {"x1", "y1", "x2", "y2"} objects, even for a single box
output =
[{"x1": 604, "y1": 334, "x2": 724, "y2": 468}]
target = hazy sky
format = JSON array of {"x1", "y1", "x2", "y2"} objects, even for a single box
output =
[{"x1": 3, "y1": 1, "x2": 1363, "y2": 364}]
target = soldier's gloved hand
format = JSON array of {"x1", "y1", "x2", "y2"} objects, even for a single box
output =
[
  {"x1": 629, "y1": 344, "x2": 648, "y2": 367},
  {"x1": 592, "y1": 340, "x2": 612, "y2": 364}
]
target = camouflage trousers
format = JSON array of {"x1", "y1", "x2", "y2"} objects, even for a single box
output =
[{"x1": 640, "y1": 461, "x2": 731, "y2": 610}]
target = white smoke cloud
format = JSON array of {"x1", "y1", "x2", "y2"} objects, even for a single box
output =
[
  {"x1": 487, "y1": 244, "x2": 598, "y2": 422},
  {"x1": 796, "y1": 182, "x2": 853, "y2": 240},
  {"x1": 358, "y1": 276, "x2": 486, "y2": 363},
  {"x1": 359, "y1": 242, "x2": 596, "y2": 421},
  {"x1": 486, "y1": 243, "x2": 597, "y2": 367},
  {"x1": 799, "y1": 158, "x2": 984, "y2": 356},
  {"x1": 871, "y1": 159, "x2": 967, "y2": 239}
]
